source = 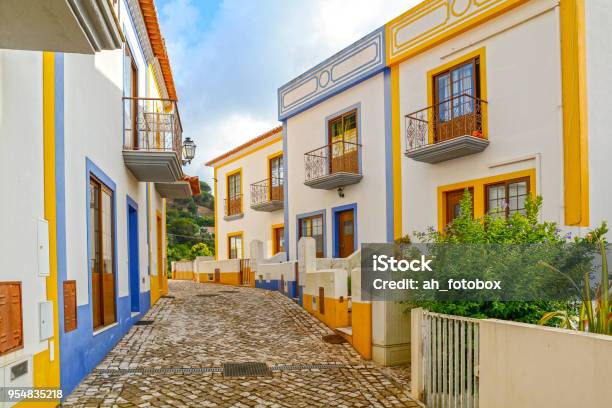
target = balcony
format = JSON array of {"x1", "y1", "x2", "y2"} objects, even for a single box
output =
[
  {"x1": 405, "y1": 94, "x2": 489, "y2": 164},
  {"x1": 304, "y1": 141, "x2": 362, "y2": 189},
  {"x1": 224, "y1": 194, "x2": 243, "y2": 221},
  {"x1": 122, "y1": 97, "x2": 184, "y2": 182},
  {"x1": 250, "y1": 178, "x2": 284, "y2": 212},
  {"x1": 0, "y1": 0, "x2": 122, "y2": 53}
]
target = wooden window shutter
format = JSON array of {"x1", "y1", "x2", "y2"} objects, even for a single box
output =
[
  {"x1": 63, "y1": 280, "x2": 78, "y2": 333},
  {"x1": 0, "y1": 282, "x2": 23, "y2": 356},
  {"x1": 319, "y1": 287, "x2": 325, "y2": 314}
]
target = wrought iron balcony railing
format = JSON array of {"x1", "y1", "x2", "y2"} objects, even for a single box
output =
[
  {"x1": 123, "y1": 97, "x2": 183, "y2": 158},
  {"x1": 224, "y1": 194, "x2": 243, "y2": 217},
  {"x1": 405, "y1": 94, "x2": 487, "y2": 151},
  {"x1": 250, "y1": 177, "x2": 284, "y2": 209},
  {"x1": 304, "y1": 140, "x2": 361, "y2": 184}
]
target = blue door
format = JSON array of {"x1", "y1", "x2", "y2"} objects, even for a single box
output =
[{"x1": 127, "y1": 202, "x2": 140, "y2": 313}]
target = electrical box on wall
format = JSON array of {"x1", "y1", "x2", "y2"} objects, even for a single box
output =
[
  {"x1": 37, "y1": 218, "x2": 50, "y2": 277},
  {"x1": 39, "y1": 301, "x2": 53, "y2": 341}
]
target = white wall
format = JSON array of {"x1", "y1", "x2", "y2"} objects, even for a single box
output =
[
  {"x1": 64, "y1": 0, "x2": 167, "y2": 306},
  {"x1": 216, "y1": 138, "x2": 284, "y2": 260},
  {"x1": 286, "y1": 72, "x2": 388, "y2": 260},
  {"x1": 0, "y1": 49, "x2": 48, "y2": 363},
  {"x1": 585, "y1": 0, "x2": 612, "y2": 236},
  {"x1": 399, "y1": 0, "x2": 565, "y2": 236}
]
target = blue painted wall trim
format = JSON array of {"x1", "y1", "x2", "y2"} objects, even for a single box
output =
[
  {"x1": 331, "y1": 203, "x2": 358, "y2": 258},
  {"x1": 282, "y1": 121, "x2": 289, "y2": 260},
  {"x1": 296, "y1": 209, "x2": 327, "y2": 258},
  {"x1": 324, "y1": 102, "x2": 362, "y2": 174},
  {"x1": 59, "y1": 159, "x2": 152, "y2": 396},
  {"x1": 383, "y1": 68, "x2": 394, "y2": 243},
  {"x1": 278, "y1": 27, "x2": 386, "y2": 120}
]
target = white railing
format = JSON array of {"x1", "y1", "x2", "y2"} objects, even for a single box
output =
[{"x1": 413, "y1": 308, "x2": 480, "y2": 408}]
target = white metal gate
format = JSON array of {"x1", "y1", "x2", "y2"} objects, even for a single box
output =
[{"x1": 419, "y1": 310, "x2": 480, "y2": 408}]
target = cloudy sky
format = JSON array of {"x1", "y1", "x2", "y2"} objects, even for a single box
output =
[{"x1": 155, "y1": 0, "x2": 419, "y2": 186}]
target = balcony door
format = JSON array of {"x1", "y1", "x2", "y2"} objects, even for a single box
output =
[
  {"x1": 89, "y1": 177, "x2": 116, "y2": 329},
  {"x1": 269, "y1": 155, "x2": 283, "y2": 201},
  {"x1": 434, "y1": 58, "x2": 480, "y2": 142},
  {"x1": 328, "y1": 110, "x2": 358, "y2": 174},
  {"x1": 124, "y1": 43, "x2": 138, "y2": 149}
]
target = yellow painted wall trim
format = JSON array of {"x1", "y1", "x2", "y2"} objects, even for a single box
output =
[
  {"x1": 426, "y1": 47, "x2": 488, "y2": 140},
  {"x1": 213, "y1": 135, "x2": 282, "y2": 170},
  {"x1": 437, "y1": 168, "x2": 536, "y2": 231},
  {"x1": 385, "y1": 0, "x2": 528, "y2": 65},
  {"x1": 214, "y1": 167, "x2": 218, "y2": 260},
  {"x1": 35, "y1": 51, "x2": 61, "y2": 397},
  {"x1": 390, "y1": 64, "x2": 403, "y2": 240},
  {"x1": 560, "y1": 0, "x2": 589, "y2": 226}
]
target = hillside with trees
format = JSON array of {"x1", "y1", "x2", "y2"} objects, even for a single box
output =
[{"x1": 166, "y1": 180, "x2": 215, "y2": 273}]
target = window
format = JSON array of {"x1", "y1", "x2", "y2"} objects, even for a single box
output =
[
  {"x1": 269, "y1": 155, "x2": 283, "y2": 201},
  {"x1": 299, "y1": 214, "x2": 324, "y2": 258},
  {"x1": 433, "y1": 57, "x2": 481, "y2": 142},
  {"x1": 89, "y1": 176, "x2": 116, "y2": 329},
  {"x1": 445, "y1": 188, "x2": 474, "y2": 225},
  {"x1": 228, "y1": 234, "x2": 243, "y2": 259},
  {"x1": 328, "y1": 110, "x2": 359, "y2": 174},
  {"x1": 486, "y1": 178, "x2": 530, "y2": 218},
  {"x1": 226, "y1": 171, "x2": 242, "y2": 216},
  {"x1": 273, "y1": 226, "x2": 285, "y2": 255}
]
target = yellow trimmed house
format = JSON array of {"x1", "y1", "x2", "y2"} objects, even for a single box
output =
[{"x1": 205, "y1": 127, "x2": 285, "y2": 286}]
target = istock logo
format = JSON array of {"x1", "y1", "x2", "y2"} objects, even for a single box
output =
[{"x1": 372, "y1": 255, "x2": 433, "y2": 272}]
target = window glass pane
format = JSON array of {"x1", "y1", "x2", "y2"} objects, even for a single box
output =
[
  {"x1": 487, "y1": 184, "x2": 506, "y2": 218},
  {"x1": 508, "y1": 180, "x2": 528, "y2": 216},
  {"x1": 437, "y1": 74, "x2": 451, "y2": 122},
  {"x1": 90, "y1": 182, "x2": 102, "y2": 329}
]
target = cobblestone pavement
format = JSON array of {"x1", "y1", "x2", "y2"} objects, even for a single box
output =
[{"x1": 63, "y1": 280, "x2": 419, "y2": 407}]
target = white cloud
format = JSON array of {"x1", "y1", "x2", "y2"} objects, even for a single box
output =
[{"x1": 158, "y1": 0, "x2": 419, "y2": 187}]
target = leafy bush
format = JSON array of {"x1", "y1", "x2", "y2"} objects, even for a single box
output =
[{"x1": 409, "y1": 191, "x2": 599, "y2": 324}]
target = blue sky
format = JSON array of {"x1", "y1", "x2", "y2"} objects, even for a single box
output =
[{"x1": 155, "y1": 0, "x2": 419, "y2": 186}]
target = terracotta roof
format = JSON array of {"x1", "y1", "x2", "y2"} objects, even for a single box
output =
[
  {"x1": 183, "y1": 175, "x2": 201, "y2": 196},
  {"x1": 139, "y1": 0, "x2": 177, "y2": 100},
  {"x1": 205, "y1": 126, "x2": 283, "y2": 167}
]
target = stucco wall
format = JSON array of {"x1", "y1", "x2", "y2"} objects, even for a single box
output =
[
  {"x1": 398, "y1": 0, "x2": 565, "y2": 236},
  {"x1": 478, "y1": 319, "x2": 612, "y2": 407},
  {"x1": 215, "y1": 138, "x2": 284, "y2": 260},
  {"x1": 585, "y1": 0, "x2": 612, "y2": 237},
  {"x1": 0, "y1": 49, "x2": 48, "y2": 364},
  {"x1": 286, "y1": 72, "x2": 387, "y2": 260}
]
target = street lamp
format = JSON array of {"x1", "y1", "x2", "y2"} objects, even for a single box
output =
[{"x1": 182, "y1": 137, "x2": 196, "y2": 164}]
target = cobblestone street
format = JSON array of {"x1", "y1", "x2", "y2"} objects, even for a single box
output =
[{"x1": 63, "y1": 281, "x2": 418, "y2": 407}]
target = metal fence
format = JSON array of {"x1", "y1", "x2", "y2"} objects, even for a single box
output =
[
  {"x1": 405, "y1": 94, "x2": 486, "y2": 151},
  {"x1": 250, "y1": 177, "x2": 283, "y2": 206},
  {"x1": 123, "y1": 97, "x2": 182, "y2": 156},
  {"x1": 418, "y1": 309, "x2": 480, "y2": 408},
  {"x1": 304, "y1": 140, "x2": 361, "y2": 182}
]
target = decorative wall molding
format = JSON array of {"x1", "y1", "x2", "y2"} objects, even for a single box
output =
[
  {"x1": 278, "y1": 27, "x2": 385, "y2": 120},
  {"x1": 386, "y1": 0, "x2": 527, "y2": 65}
]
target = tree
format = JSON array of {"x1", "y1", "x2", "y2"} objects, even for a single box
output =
[{"x1": 190, "y1": 242, "x2": 213, "y2": 259}]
